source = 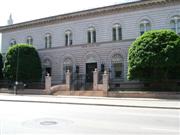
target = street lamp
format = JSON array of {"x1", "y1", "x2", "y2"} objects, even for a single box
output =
[{"x1": 14, "y1": 45, "x2": 20, "y2": 95}]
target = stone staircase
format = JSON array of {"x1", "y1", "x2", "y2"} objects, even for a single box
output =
[{"x1": 53, "y1": 90, "x2": 107, "y2": 97}]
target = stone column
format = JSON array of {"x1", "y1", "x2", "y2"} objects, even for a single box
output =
[
  {"x1": 93, "y1": 68, "x2": 98, "y2": 90},
  {"x1": 45, "y1": 73, "x2": 51, "y2": 92},
  {"x1": 66, "y1": 70, "x2": 71, "y2": 90},
  {"x1": 103, "y1": 70, "x2": 109, "y2": 91}
]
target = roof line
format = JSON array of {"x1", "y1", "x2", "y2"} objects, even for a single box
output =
[
  {"x1": 9, "y1": 0, "x2": 141, "y2": 26},
  {"x1": 0, "y1": 0, "x2": 175, "y2": 32}
]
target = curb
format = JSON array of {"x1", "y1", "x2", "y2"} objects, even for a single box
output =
[{"x1": 0, "y1": 99, "x2": 179, "y2": 110}]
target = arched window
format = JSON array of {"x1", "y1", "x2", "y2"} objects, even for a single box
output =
[
  {"x1": 45, "y1": 33, "x2": 52, "y2": 48},
  {"x1": 111, "y1": 54, "x2": 123, "y2": 79},
  {"x1": 63, "y1": 58, "x2": 73, "y2": 73},
  {"x1": 140, "y1": 19, "x2": 151, "y2": 35},
  {"x1": 65, "y1": 30, "x2": 72, "y2": 46},
  {"x1": 112, "y1": 24, "x2": 122, "y2": 41},
  {"x1": 170, "y1": 16, "x2": 180, "y2": 35},
  {"x1": 26, "y1": 36, "x2": 33, "y2": 45},
  {"x1": 87, "y1": 27, "x2": 96, "y2": 44},
  {"x1": 10, "y1": 39, "x2": 16, "y2": 46},
  {"x1": 43, "y1": 59, "x2": 52, "y2": 76}
]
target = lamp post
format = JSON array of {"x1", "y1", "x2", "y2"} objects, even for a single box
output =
[{"x1": 14, "y1": 45, "x2": 20, "y2": 95}]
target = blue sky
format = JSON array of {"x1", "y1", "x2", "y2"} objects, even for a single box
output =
[{"x1": 0, "y1": 0, "x2": 137, "y2": 50}]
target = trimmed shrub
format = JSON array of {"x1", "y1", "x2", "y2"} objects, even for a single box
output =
[
  {"x1": 0, "y1": 53, "x2": 3, "y2": 79},
  {"x1": 3, "y1": 44, "x2": 42, "y2": 82},
  {"x1": 128, "y1": 30, "x2": 180, "y2": 81}
]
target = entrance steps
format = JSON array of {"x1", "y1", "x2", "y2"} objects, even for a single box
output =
[{"x1": 53, "y1": 90, "x2": 107, "y2": 97}]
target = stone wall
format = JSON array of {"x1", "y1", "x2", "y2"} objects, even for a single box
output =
[
  {"x1": 108, "y1": 91, "x2": 180, "y2": 99},
  {"x1": 2, "y1": 4, "x2": 180, "y2": 53},
  {"x1": 1, "y1": 3, "x2": 180, "y2": 84}
]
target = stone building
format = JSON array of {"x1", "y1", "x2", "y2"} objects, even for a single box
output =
[{"x1": 0, "y1": 0, "x2": 180, "y2": 86}]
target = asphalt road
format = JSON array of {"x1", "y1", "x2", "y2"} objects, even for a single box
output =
[{"x1": 0, "y1": 101, "x2": 179, "y2": 135}]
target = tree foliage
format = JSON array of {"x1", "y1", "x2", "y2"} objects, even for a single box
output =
[
  {"x1": 0, "y1": 53, "x2": 3, "y2": 79},
  {"x1": 3, "y1": 44, "x2": 42, "y2": 82},
  {"x1": 128, "y1": 30, "x2": 180, "y2": 81}
]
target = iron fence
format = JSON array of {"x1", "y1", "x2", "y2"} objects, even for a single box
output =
[{"x1": 71, "y1": 73, "x2": 93, "y2": 90}]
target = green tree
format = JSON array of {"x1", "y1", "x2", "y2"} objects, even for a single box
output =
[
  {"x1": 3, "y1": 44, "x2": 42, "y2": 82},
  {"x1": 0, "y1": 53, "x2": 3, "y2": 79},
  {"x1": 128, "y1": 30, "x2": 180, "y2": 81}
]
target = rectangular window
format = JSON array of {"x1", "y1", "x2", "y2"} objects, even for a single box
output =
[
  {"x1": 70, "y1": 34, "x2": 72, "y2": 45},
  {"x1": 112, "y1": 28, "x2": 116, "y2": 41},
  {"x1": 118, "y1": 27, "x2": 122, "y2": 40},
  {"x1": 65, "y1": 35, "x2": 68, "y2": 46},
  {"x1": 28, "y1": 39, "x2": 33, "y2": 45},
  {"x1": 93, "y1": 31, "x2": 96, "y2": 43},
  {"x1": 49, "y1": 38, "x2": 52, "y2": 48},
  {"x1": 140, "y1": 24, "x2": 145, "y2": 35},
  {"x1": 88, "y1": 31, "x2": 91, "y2": 43},
  {"x1": 45, "y1": 37, "x2": 47, "y2": 48}
]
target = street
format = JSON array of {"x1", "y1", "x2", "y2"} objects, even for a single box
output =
[{"x1": 0, "y1": 99, "x2": 179, "y2": 135}]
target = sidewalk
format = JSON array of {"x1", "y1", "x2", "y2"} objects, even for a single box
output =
[{"x1": 0, "y1": 94, "x2": 179, "y2": 109}]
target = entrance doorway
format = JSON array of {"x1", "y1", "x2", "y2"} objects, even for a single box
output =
[{"x1": 86, "y1": 63, "x2": 97, "y2": 83}]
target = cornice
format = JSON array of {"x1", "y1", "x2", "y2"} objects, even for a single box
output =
[
  {"x1": 38, "y1": 39, "x2": 135, "y2": 52},
  {"x1": 0, "y1": 0, "x2": 179, "y2": 32}
]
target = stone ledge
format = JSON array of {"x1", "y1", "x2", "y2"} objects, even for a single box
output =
[
  {"x1": 108, "y1": 91, "x2": 180, "y2": 99},
  {"x1": 0, "y1": 89, "x2": 45, "y2": 95},
  {"x1": 53, "y1": 90, "x2": 107, "y2": 97}
]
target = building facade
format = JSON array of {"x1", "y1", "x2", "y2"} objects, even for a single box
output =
[{"x1": 0, "y1": 0, "x2": 180, "y2": 85}]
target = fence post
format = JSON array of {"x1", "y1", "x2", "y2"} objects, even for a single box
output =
[
  {"x1": 93, "y1": 68, "x2": 98, "y2": 90},
  {"x1": 66, "y1": 70, "x2": 71, "y2": 90},
  {"x1": 103, "y1": 70, "x2": 109, "y2": 91},
  {"x1": 45, "y1": 73, "x2": 51, "y2": 92}
]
